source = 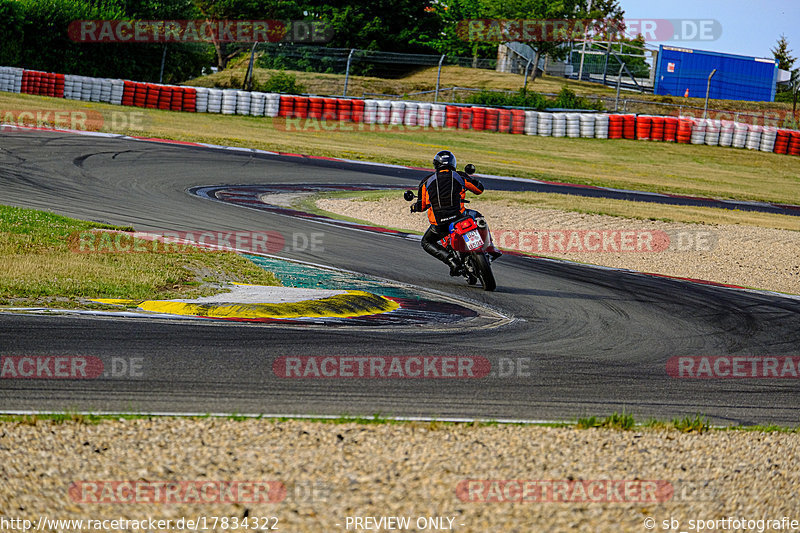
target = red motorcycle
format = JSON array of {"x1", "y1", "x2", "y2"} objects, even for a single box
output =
[{"x1": 404, "y1": 165, "x2": 498, "y2": 291}]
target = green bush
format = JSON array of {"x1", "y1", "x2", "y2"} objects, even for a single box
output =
[
  {"x1": 253, "y1": 71, "x2": 306, "y2": 94},
  {"x1": 465, "y1": 87, "x2": 603, "y2": 111}
]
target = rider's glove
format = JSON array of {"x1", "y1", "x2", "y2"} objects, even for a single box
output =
[{"x1": 410, "y1": 202, "x2": 421, "y2": 213}]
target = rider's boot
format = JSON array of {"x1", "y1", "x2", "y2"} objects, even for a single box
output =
[{"x1": 446, "y1": 253, "x2": 462, "y2": 276}]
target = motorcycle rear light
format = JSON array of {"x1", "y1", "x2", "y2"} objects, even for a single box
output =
[{"x1": 455, "y1": 218, "x2": 477, "y2": 233}]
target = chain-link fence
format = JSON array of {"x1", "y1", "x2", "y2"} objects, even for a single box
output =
[{"x1": 254, "y1": 43, "x2": 496, "y2": 79}]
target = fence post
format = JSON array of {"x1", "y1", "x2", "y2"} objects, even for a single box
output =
[
  {"x1": 159, "y1": 44, "x2": 167, "y2": 84},
  {"x1": 435, "y1": 54, "x2": 445, "y2": 103},
  {"x1": 245, "y1": 42, "x2": 258, "y2": 91},
  {"x1": 703, "y1": 69, "x2": 716, "y2": 119},
  {"x1": 614, "y1": 63, "x2": 624, "y2": 111},
  {"x1": 343, "y1": 48, "x2": 355, "y2": 97}
]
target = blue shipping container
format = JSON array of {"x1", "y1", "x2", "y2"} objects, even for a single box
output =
[{"x1": 654, "y1": 45, "x2": 777, "y2": 102}]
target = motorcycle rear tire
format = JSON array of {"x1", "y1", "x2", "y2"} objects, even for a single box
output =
[{"x1": 471, "y1": 252, "x2": 496, "y2": 291}]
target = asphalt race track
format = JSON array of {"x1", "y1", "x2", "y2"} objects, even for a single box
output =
[{"x1": 1, "y1": 130, "x2": 799, "y2": 425}]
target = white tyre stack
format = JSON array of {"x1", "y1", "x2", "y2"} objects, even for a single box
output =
[
  {"x1": 194, "y1": 87, "x2": 209, "y2": 113},
  {"x1": 0, "y1": 67, "x2": 12, "y2": 92},
  {"x1": 594, "y1": 113, "x2": 609, "y2": 139},
  {"x1": 235, "y1": 90, "x2": 251, "y2": 115},
  {"x1": 99, "y1": 79, "x2": 112, "y2": 103},
  {"x1": 704, "y1": 119, "x2": 720, "y2": 146},
  {"x1": 580, "y1": 113, "x2": 596, "y2": 138},
  {"x1": 565, "y1": 113, "x2": 581, "y2": 138},
  {"x1": 759, "y1": 126, "x2": 777, "y2": 152},
  {"x1": 12, "y1": 68, "x2": 23, "y2": 93},
  {"x1": 552, "y1": 113, "x2": 567, "y2": 137},
  {"x1": 90, "y1": 78, "x2": 102, "y2": 102},
  {"x1": 718, "y1": 120, "x2": 735, "y2": 147},
  {"x1": 389, "y1": 101, "x2": 405, "y2": 125},
  {"x1": 264, "y1": 93, "x2": 280, "y2": 117},
  {"x1": 362, "y1": 100, "x2": 378, "y2": 124},
  {"x1": 65, "y1": 75, "x2": 81, "y2": 100},
  {"x1": 690, "y1": 119, "x2": 707, "y2": 144},
  {"x1": 537, "y1": 112, "x2": 553, "y2": 136},
  {"x1": 732, "y1": 123, "x2": 749, "y2": 148},
  {"x1": 416, "y1": 103, "x2": 432, "y2": 127},
  {"x1": 249, "y1": 92, "x2": 265, "y2": 116},
  {"x1": 221, "y1": 89, "x2": 238, "y2": 115},
  {"x1": 429, "y1": 104, "x2": 446, "y2": 128},
  {"x1": 207, "y1": 89, "x2": 223, "y2": 113},
  {"x1": 524, "y1": 110, "x2": 538, "y2": 135},
  {"x1": 109, "y1": 80, "x2": 124, "y2": 105},
  {"x1": 745, "y1": 125, "x2": 762, "y2": 150},
  {"x1": 376, "y1": 101, "x2": 391, "y2": 124},
  {"x1": 403, "y1": 102, "x2": 418, "y2": 127},
  {"x1": 80, "y1": 77, "x2": 92, "y2": 101}
]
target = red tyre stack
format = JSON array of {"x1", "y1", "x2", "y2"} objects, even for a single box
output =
[
  {"x1": 145, "y1": 84, "x2": 160, "y2": 109},
  {"x1": 157, "y1": 87, "x2": 172, "y2": 110},
  {"x1": 622, "y1": 114, "x2": 636, "y2": 139},
  {"x1": 121, "y1": 81, "x2": 136, "y2": 106},
  {"x1": 292, "y1": 96, "x2": 309, "y2": 118},
  {"x1": 134, "y1": 83, "x2": 148, "y2": 108},
  {"x1": 636, "y1": 115, "x2": 651, "y2": 140},
  {"x1": 497, "y1": 109, "x2": 512, "y2": 133},
  {"x1": 650, "y1": 116, "x2": 665, "y2": 141},
  {"x1": 182, "y1": 88, "x2": 196, "y2": 112},
  {"x1": 445, "y1": 106, "x2": 459, "y2": 128},
  {"x1": 788, "y1": 132, "x2": 800, "y2": 156},
  {"x1": 773, "y1": 130, "x2": 791, "y2": 154},
  {"x1": 307, "y1": 97, "x2": 323, "y2": 119},
  {"x1": 676, "y1": 118, "x2": 693, "y2": 143},
  {"x1": 510, "y1": 109, "x2": 526, "y2": 134},
  {"x1": 471, "y1": 107, "x2": 486, "y2": 131},
  {"x1": 608, "y1": 114, "x2": 624, "y2": 139},
  {"x1": 47, "y1": 73, "x2": 57, "y2": 96},
  {"x1": 484, "y1": 108, "x2": 499, "y2": 131},
  {"x1": 351, "y1": 100, "x2": 365, "y2": 123},
  {"x1": 322, "y1": 98, "x2": 338, "y2": 121},
  {"x1": 278, "y1": 96, "x2": 295, "y2": 117},
  {"x1": 458, "y1": 107, "x2": 473, "y2": 129},
  {"x1": 663, "y1": 117, "x2": 679, "y2": 142},
  {"x1": 337, "y1": 99, "x2": 352, "y2": 122},
  {"x1": 54, "y1": 74, "x2": 65, "y2": 98},
  {"x1": 170, "y1": 88, "x2": 184, "y2": 111}
]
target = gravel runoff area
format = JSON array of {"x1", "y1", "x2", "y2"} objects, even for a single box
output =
[
  {"x1": 316, "y1": 197, "x2": 800, "y2": 296},
  {"x1": 1, "y1": 418, "x2": 799, "y2": 533}
]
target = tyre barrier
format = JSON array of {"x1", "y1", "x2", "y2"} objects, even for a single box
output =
[
  {"x1": 636, "y1": 115, "x2": 651, "y2": 141},
  {"x1": 4, "y1": 65, "x2": 800, "y2": 158},
  {"x1": 416, "y1": 103, "x2": 431, "y2": 127},
  {"x1": 524, "y1": 110, "x2": 538, "y2": 135},
  {"x1": 759, "y1": 127, "x2": 777, "y2": 153},
  {"x1": 579, "y1": 113, "x2": 595, "y2": 138},
  {"x1": 484, "y1": 108, "x2": 499, "y2": 132},
  {"x1": 622, "y1": 114, "x2": 636, "y2": 139},
  {"x1": 788, "y1": 131, "x2": 800, "y2": 156},
  {"x1": 363, "y1": 100, "x2": 377, "y2": 124},
  {"x1": 595, "y1": 114, "x2": 609, "y2": 139},
  {"x1": 745, "y1": 125, "x2": 762, "y2": 150},
  {"x1": 705, "y1": 120, "x2": 720, "y2": 146},
  {"x1": 718, "y1": 120, "x2": 734, "y2": 147},
  {"x1": 551, "y1": 112, "x2": 566, "y2": 137},
  {"x1": 390, "y1": 101, "x2": 405, "y2": 125},
  {"x1": 538, "y1": 112, "x2": 553, "y2": 136},
  {"x1": 565, "y1": 113, "x2": 580, "y2": 138}
]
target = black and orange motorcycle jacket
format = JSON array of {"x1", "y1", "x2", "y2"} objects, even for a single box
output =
[{"x1": 413, "y1": 169, "x2": 484, "y2": 225}]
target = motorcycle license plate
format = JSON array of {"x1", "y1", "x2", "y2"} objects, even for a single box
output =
[{"x1": 463, "y1": 229, "x2": 484, "y2": 250}]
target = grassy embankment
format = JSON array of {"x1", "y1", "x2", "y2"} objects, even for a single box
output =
[{"x1": 0, "y1": 205, "x2": 278, "y2": 308}]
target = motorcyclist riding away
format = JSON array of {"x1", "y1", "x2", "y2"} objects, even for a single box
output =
[{"x1": 410, "y1": 150, "x2": 485, "y2": 276}]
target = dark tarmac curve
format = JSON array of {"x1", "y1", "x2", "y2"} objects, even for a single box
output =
[{"x1": 0, "y1": 130, "x2": 798, "y2": 425}]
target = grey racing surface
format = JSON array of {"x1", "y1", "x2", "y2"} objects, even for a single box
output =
[{"x1": 1, "y1": 130, "x2": 799, "y2": 425}]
